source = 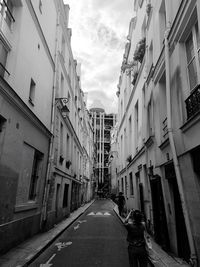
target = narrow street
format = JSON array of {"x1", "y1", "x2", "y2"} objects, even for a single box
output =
[{"x1": 29, "y1": 200, "x2": 129, "y2": 267}]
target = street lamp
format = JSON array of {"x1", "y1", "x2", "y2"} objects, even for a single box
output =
[{"x1": 55, "y1": 97, "x2": 69, "y2": 118}]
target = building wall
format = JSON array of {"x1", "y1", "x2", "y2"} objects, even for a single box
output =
[
  {"x1": 116, "y1": 0, "x2": 200, "y2": 263},
  {"x1": 44, "y1": 1, "x2": 94, "y2": 229},
  {"x1": 0, "y1": 0, "x2": 56, "y2": 253}
]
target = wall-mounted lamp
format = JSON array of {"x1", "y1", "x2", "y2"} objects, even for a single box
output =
[{"x1": 55, "y1": 97, "x2": 69, "y2": 118}]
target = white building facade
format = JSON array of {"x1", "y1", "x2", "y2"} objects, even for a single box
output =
[
  {"x1": 0, "y1": 0, "x2": 56, "y2": 253},
  {"x1": 115, "y1": 0, "x2": 200, "y2": 265},
  {"x1": 0, "y1": 0, "x2": 94, "y2": 253}
]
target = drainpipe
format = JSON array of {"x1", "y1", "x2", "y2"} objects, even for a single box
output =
[
  {"x1": 164, "y1": 25, "x2": 197, "y2": 267},
  {"x1": 41, "y1": 10, "x2": 60, "y2": 227}
]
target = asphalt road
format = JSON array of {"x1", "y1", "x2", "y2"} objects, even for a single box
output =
[{"x1": 29, "y1": 199, "x2": 129, "y2": 267}]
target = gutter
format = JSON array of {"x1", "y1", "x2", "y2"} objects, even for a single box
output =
[{"x1": 41, "y1": 10, "x2": 60, "y2": 226}]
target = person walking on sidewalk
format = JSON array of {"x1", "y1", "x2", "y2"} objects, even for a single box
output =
[
  {"x1": 124, "y1": 210, "x2": 148, "y2": 267},
  {"x1": 117, "y1": 192, "x2": 125, "y2": 216}
]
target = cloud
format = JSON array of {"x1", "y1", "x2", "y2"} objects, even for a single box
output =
[{"x1": 64, "y1": 0, "x2": 133, "y2": 113}]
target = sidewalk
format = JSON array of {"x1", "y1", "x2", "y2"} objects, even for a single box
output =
[
  {"x1": 113, "y1": 205, "x2": 190, "y2": 267},
  {"x1": 0, "y1": 200, "x2": 95, "y2": 267}
]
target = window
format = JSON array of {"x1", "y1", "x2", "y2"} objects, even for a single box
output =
[
  {"x1": 60, "y1": 73, "x2": 64, "y2": 97},
  {"x1": 60, "y1": 122, "x2": 63, "y2": 156},
  {"x1": 0, "y1": 41, "x2": 8, "y2": 77},
  {"x1": 0, "y1": 0, "x2": 14, "y2": 28},
  {"x1": 29, "y1": 79, "x2": 36, "y2": 104},
  {"x1": 125, "y1": 176, "x2": 127, "y2": 196},
  {"x1": 66, "y1": 133, "x2": 70, "y2": 159},
  {"x1": 61, "y1": 35, "x2": 65, "y2": 59},
  {"x1": 128, "y1": 116, "x2": 132, "y2": 154},
  {"x1": 147, "y1": 98, "x2": 153, "y2": 136},
  {"x1": 185, "y1": 22, "x2": 200, "y2": 91},
  {"x1": 39, "y1": 0, "x2": 42, "y2": 14},
  {"x1": 134, "y1": 101, "x2": 139, "y2": 151},
  {"x1": 63, "y1": 184, "x2": 69, "y2": 207},
  {"x1": 0, "y1": 114, "x2": 6, "y2": 132},
  {"x1": 129, "y1": 172, "x2": 134, "y2": 195},
  {"x1": 29, "y1": 150, "x2": 43, "y2": 200},
  {"x1": 159, "y1": 0, "x2": 166, "y2": 45},
  {"x1": 0, "y1": 115, "x2": 6, "y2": 158},
  {"x1": 138, "y1": 0, "x2": 144, "y2": 8},
  {"x1": 121, "y1": 177, "x2": 124, "y2": 193}
]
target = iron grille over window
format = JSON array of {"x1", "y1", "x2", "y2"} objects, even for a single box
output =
[{"x1": 185, "y1": 84, "x2": 200, "y2": 119}]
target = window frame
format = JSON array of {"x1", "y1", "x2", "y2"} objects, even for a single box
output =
[{"x1": 185, "y1": 22, "x2": 200, "y2": 91}]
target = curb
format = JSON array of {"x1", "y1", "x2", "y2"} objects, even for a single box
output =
[{"x1": 22, "y1": 200, "x2": 95, "y2": 266}]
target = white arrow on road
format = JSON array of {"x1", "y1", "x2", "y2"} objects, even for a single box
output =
[{"x1": 40, "y1": 253, "x2": 56, "y2": 266}]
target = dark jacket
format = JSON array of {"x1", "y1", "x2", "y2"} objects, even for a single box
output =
[{"x1": 124, "y1": 221, "x2": 145, "y2": 247}]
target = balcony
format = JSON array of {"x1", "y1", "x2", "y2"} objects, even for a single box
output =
[{"x1": 185, "y1": 84, "x2": 200, "y2": 120}]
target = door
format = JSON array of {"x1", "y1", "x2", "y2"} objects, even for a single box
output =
[
  {"x1": 150, "y1": 175, "x2": 170, "y2": 251},
  {"x1": 56, "y1": 184, "x2": 60, "y2": 218},
  {"x1": 165, "y1": 163, "x2": 190, "y2": 261}
]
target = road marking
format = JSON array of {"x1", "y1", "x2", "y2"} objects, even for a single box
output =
[
  {"x1": 74, "y1": 224, "x2": 80, "y2": 230},
  {"x1": 78, "y1": 219, "x2": 87, "y2": 223},
  {"x1": 40, "y1": 254, "x2": 56, "y2": 266},
  {"x1": 104, "y1": 212, "x2": 111, "y2": 216},
  {"x1": 47, "y1": 253, "x2": 56, "y2": 263},
  {"x1": 87, "y1": 212, "x2": 111, "y2": 216},
  {"x1": 87, "y1": 212, "x2": 95, "y2": 215},
  {"x1": 55, "y1": 241, "x2": 72, "y2": 251},
  {"x1": 96, "y1": 212, "x2": 103, "y2": 215}
]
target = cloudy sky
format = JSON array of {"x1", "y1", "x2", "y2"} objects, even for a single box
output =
[{"x1": 63, "y1": 0, "x2": 133, "y2": 113}]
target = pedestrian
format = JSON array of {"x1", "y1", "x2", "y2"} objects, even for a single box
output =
[
  {"x1": 117, "y1": 192, "x2": 125, "y2": 216},
  {"x1": 124, "y1": 209, "x2": 148, "y2": 267}
]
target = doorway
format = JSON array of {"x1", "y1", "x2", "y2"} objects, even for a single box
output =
[
  {"x1": 165, "y1": 162, "x2": 190, "y2": 261},
  {"x1": 56, "y1": 184, "x2": 60, "y2": 218},
  {"x1": 149, "y1": 173, "x2": 170, "y2": 250}
]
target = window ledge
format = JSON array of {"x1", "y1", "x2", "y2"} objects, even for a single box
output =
[
  {"x1": 180, "y1": 111, "x2": 200, "y2": 133},
  {"x1": 15, "y1": 202, "x2": 38, "y2": 213},
  {"x1": 159, "y1": 137, "x2": 170, "y2": 150}
]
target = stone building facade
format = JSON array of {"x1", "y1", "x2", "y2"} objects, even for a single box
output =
[
  {"x1": 115, "y1": 0, "x2": 200, "y2": 265},
  {"x1": 0, "y1": 0, "x2": 94, "y2": 254}
]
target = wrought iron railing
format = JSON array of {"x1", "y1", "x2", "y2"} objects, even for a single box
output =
[{"x1": 185, "y1": 84, "x2": 200, "y2": 119}]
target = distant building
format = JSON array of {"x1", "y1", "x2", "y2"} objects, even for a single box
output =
[{"x1": 90, "y1": 107, "x2": 116, "y2": 196}]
